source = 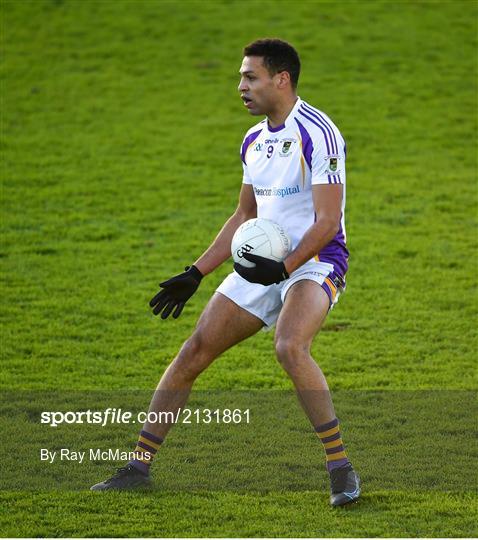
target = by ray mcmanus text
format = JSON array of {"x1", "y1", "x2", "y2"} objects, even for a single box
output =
[{"x1": 40, "y1": 448, "x2": 151, "y2": 464}]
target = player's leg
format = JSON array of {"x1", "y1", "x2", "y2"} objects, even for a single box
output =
[
  {"x1": 274, "y1": 279, "x2": 360, "y2": 506},
  {"x1": 141, "y1": 291, "x2": 264, "y2": 442},
  {"x1": 91, "y1": 292, "x2": 264, "y2": 490},
  {"x1": 275, "y1": 280, "x2": 334, "y2": 425}
]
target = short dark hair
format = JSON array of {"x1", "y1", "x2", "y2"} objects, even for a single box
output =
[{"x1": 243, "y1": 38, "x2": 301, "y2": 88}]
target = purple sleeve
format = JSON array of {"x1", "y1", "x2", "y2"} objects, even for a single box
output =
[{"x1": 240, "y1": 129, "x2": 262, "y2": 165}]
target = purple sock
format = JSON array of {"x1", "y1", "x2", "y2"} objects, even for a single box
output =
[
  {"x1": 315, "y1": 418, "x2": 350, "y2": 472},
  {"x1": 129, "y1": 430, "x2": 163, "y2": 475}
]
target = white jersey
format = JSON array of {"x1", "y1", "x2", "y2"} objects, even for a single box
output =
[{"x1": 240, "y1": 97, "x2": 348, "y2": 277}]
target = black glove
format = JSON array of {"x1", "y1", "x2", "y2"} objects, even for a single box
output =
[
  {"x1": 149, "y1": 265, "x2": 203, "y2": 319},
  {"x1": 234, "y1": 253, "x2": 289, "y2": 286}
]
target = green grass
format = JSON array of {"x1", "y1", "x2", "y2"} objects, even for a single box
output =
[
  {"x1": 1, "y1": 491, "x2": 476, "y2": 538},
  {"x1": 1, "y1": 0, "x2": 477, "y2": 537}
]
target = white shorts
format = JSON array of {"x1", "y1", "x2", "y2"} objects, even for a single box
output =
[{"x1": 216, "y1": 259, "x2": 345, "y2": 328}]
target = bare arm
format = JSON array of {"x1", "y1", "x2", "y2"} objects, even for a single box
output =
[
  {"x1": 194, "y1": 184, "x2": 257, "y2": 276},
  {"x1": 284, "y1": 184, "x2": 343, "y2": 275}
]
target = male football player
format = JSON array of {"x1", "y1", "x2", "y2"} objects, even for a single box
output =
[{"x1": 91, "y1": 38, "x2": 360, "y2": 506}]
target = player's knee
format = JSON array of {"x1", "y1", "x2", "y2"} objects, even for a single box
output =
[
  {"x1": 275, "y1": 336, "x2": 308, "y2": 372},
  {"x1": 172, "y1": 333, "x2": 212, "y2": 381}
]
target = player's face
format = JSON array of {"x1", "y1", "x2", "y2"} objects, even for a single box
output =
[{"x1": 238, "y1": 56, "x2": 280, "y2": 116}]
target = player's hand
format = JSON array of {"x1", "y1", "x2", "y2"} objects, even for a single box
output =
[
  {"x1": 149, "y1": 265, "x2": 203, "y2": 319},
  {"x1": 234, "y1": 253, "x2": 289, "y2": 286}
]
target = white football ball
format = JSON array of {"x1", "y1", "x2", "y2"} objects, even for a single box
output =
[{"x1": 231, "y1": 218, "x2": 291, "y2": 268}]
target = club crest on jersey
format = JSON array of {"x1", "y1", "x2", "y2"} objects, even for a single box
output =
[
  {"x1": 325, "y1": 155, "x2": 340, "y2": 172},
  {"x1": 279, "y1": 138, "x2": 295, "y2": 157},
  {"x1": 282, "y1": 141, "x2": 292, "y2": 153}
]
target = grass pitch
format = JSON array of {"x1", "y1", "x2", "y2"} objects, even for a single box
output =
[{"x1": 1, "y1": 0, "x2": 477, "y2": 537}]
